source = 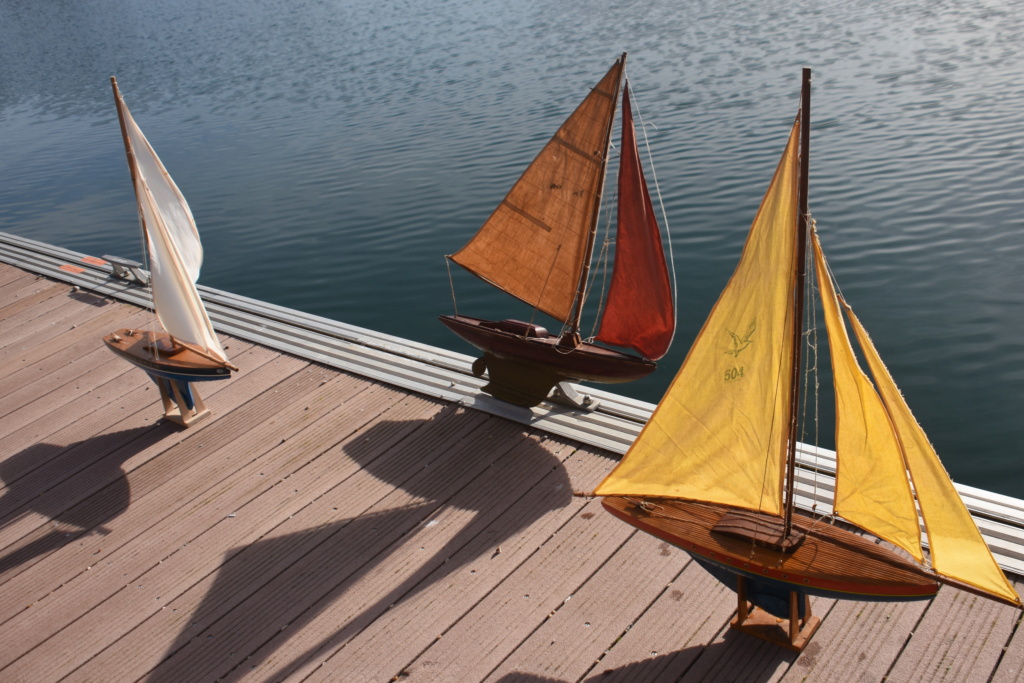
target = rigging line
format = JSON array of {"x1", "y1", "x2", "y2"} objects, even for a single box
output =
[
  {"x1": 444, "y1": 255, "x2": 459, "y2": 318},
  {"x1": 586, "y1": 176, "x2": 619, "y2": 341},
  {"x1": 629, "y1": 79, "x2": 679, "y2": 340},
  {"x1": 800, "y1": 213, "x2": 822, "y2": 517}
]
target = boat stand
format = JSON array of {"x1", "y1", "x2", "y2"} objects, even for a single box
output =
[
  {"x1": 151, "y1": 375, "x2": 211, "y2": 427},
  {"x1": 730, "y1": 576, "x2": 821, "y2": 652}
]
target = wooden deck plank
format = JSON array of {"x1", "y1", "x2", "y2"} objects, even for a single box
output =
[
  {"x1": 0, "y1": 341, "x2": 276, "y2": 552},
  {"x1": 990, "y1": 580, "x2": 1024, "y2": 682},
  {"x1": 0, "y1": 263, "x2": 33, "y2": 289},
  {"x1": 240, "y1": 435, "x2": 583, "y2": 682},
  {"x1": 0, "y1": 359, "x2": 321, "y2": 641},
  {"x1": 0, "y1": 288, "x2": 118, "y2": 352},
  {"x1": 0, "y1": 310, "x2": 152, "y2": 417},
  {"x1": 483, "y1": 530, "x2": 689, "y2": 683},
  {"x1": 13, "y1": 382, "x2": 429, "y2": 682},
  {"x1": 139, "y1": 409, "x2": 523, "y2": 682},
  {"x1": 778, "y1": 595, "x2": 929, "y2": 682},
  {"x1": 580, "y1": 559, "x2": 738, "y2": 683},
  {"x1": 65, "y1": 391, "x2": 444, "y2": 682},
  {"x1": 0, "y1": 276, "x2": 65, "y2": 318},
  {"x1": 885, "y1": 583, "x2": 1019, "y2": 681},
  {"x1": 0, "y1": 298, "x2": 138, "y2": 376},
  {"x1": 396, "y1": 496, "x2": 636, "y2": 682}
]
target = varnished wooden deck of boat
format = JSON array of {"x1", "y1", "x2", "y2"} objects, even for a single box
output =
[{"x1": 2, "y1": 261, "x2": 1023, "y2": 682}]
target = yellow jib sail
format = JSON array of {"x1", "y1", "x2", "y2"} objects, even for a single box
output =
[
  {"x1": 450, "y1": 58, "x2": 624, "y2": 323},
  {"x1": 595, "y1": 119, "x2": 801, "y2": 514},
  {"x1": 813, "y1": 233, "x2": 922, "y2": 560},
  {"x1": 848, "y1": 306, "x2": 1020, "y2": 605}
]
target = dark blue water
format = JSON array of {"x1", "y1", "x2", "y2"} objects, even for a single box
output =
[{"x1": 2, "y1": 0, "x2": 1022, "y2": 496}]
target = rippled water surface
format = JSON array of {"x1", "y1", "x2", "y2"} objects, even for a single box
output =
[{"x1": 2, "y1": 0, "x2": 1022, "y2": 495}]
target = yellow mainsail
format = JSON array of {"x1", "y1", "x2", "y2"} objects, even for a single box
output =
[
  {"x1": 595, "y1": 119, "x2": 801, "y2": 514},
  {"x1": 450, "y1": 58, "x2": 624, "y2": 324}
]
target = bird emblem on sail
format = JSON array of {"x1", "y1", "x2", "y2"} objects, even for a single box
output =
[{"x1": 725, "y1": 319, "x2": 756, "y2": 357}]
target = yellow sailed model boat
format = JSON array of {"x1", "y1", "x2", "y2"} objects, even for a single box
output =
[{"x1": 594, "y1": 68, "x2": 1020, "y2": 652}]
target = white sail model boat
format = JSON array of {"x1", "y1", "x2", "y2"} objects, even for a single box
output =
[
  {"x1": 441, "y1": 54, "x2": 675, "y2": 407},
  {"x1": 595, "y1": 68, "x2": 1019, "y2": 651},
  {"x1": 102, "y1": 77, "x2": 237, "y2": 426}
]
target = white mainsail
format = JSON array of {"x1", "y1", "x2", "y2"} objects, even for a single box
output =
[{"x1": 115, "y1": 84, "x2": 227, "y2": 363}]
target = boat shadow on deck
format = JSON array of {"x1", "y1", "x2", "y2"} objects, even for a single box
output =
[
  {"x1": 146, "y1": 410, "x2": 575, "y2": 682},
  {"x1": 0, "y1": 425, "x2": 169, "y2": 577}
]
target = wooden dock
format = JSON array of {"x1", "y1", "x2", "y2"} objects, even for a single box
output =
[{"x1": 2, "y1": 235, "x2": 1024, "y2": 681}]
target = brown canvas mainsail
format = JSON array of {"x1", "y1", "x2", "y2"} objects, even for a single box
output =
[{"x1": 449, "y1": 59, "x2": 624, "y2": 325}]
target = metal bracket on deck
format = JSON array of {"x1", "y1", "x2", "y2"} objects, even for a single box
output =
[
  {"x1": 550, "y1": 381, "x2": 600, "y2": 412},
  {"x1": 103, "y1": 254, "x2": 150, "y2": 286}
]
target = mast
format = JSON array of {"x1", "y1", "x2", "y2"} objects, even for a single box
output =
[
  {"x1": 783, "y1": 67, "x2": 812, "y2": 536},
  {"x1": 564, "y1": 52, "x2": 627, "y2": 342},
  {"x1": 110, "y1": 77, "x2": 151, "y2": 272}
]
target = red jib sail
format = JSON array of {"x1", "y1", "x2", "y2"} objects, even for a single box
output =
[{"x1": 596, "y1": 84, "x2": 674, "y2": 360}]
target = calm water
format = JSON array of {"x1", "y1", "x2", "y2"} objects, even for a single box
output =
[{"x1": 1, "y1": 0, "x2": 1022, "y2": 495}]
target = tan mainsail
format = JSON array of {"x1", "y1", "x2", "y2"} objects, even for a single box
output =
[
  {"x1": 450, "y1": 59, "x2": 624, "y2": 324},
  {"x1": 595, "y1": 119, "x2": 801, "y2": 514},
  {"x1": 113, "y1": 80, "x2": 228, "y2": 364}
]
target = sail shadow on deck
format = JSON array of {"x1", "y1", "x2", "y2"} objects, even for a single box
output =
[
  {"x1": 0, "y1": 425, "x2": 165, "y2": 576},
  {"x1": 145, "y1": 413, "x2": 573, "y2": 682}
]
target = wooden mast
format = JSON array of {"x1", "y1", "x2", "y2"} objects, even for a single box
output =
[
  {"x1": 563, "y1": 52, "x2": 627, "y2": 345},
  {"x1": 783, "y1": 67, "x2": 812, "y2": 537},
  {"x1": 110, "y1": 77, "x2": 152, "y2": 274}
]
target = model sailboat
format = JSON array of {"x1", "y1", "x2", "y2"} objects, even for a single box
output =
[
  {"x1": 102, "y1": 77, "x2": 237, "y2": 426},
  {"x1": 440, "y1": 54, "x2": 674, "y2": 407},
  {"x1": 595, "y1": 68, "x2": 1019, "y2": 651}
]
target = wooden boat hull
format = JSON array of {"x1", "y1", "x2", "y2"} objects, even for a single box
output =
[
  {"x1": 103, "y1": 328, "x2": 232, "y2": 383},
  {"x1": 602, "y1": 496, "x2": 939, "y2": 604},
  {"x1": 438, "y1": 314, "x2": 656, "y2": 384}
]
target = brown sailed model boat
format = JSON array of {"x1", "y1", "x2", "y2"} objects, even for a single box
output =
[
  {"x1": 102, "y1": 77, "x2": 237, "y2": 426},
  {"x1": 595, "y1": 68, "x2": 1020, "y2": 651},
  {"x1": 441, "y1": 54, "x2": 675, "y2": 407}
]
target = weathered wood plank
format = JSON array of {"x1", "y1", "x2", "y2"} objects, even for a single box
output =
[
  {"x1": 0, "y1": 358, "x2": 317, "y2": 633},
  {"x1": 14, "y1": 383, "x2": 433, "y2": 681},
  {"x1": 396, "y1": 495, "x2": 636, "y2": 682},
  {"x1": 140, "y1": 409, "x2": 524, "y2": 682},
  {"x1": 64, "y1": 392, "x2": 444, "y2": 682},
  {"x1": 483, "y1": 530, "x2": 689, "y2": 682},
  {"x1": 885, "y1": 584, "x2": 1019, "y2": 681},
  {"x1": 0, "y1": 276, "x2": 64, "y2": 318},
  {"x1": 581, "y1": 560, "x2": 738, "y2": 683},
  {"x1": 242, "y1": 436, "x2": 584, "y2": 682}
]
